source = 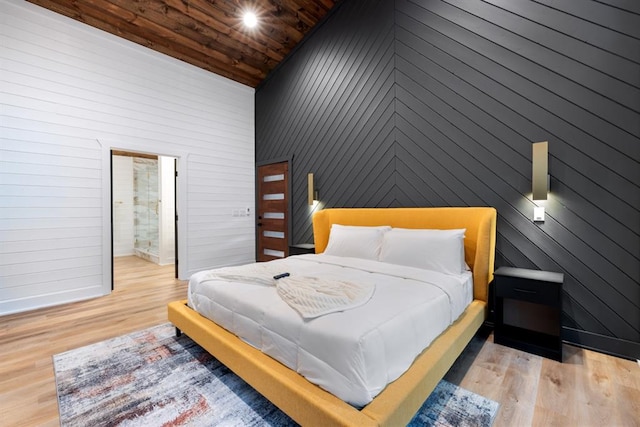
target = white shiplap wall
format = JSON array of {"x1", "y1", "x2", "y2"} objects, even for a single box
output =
[{"x1": 0, "y1": 0, "x2": 255, "y2": 315}]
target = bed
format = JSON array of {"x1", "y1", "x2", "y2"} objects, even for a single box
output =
[{"x1": 168, "y1": 207, "x2": 496, "y2": 426}]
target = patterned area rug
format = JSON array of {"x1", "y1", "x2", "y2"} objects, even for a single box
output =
[{"x1": 53, "y1": 323, "x2": 498, "y2": 426}]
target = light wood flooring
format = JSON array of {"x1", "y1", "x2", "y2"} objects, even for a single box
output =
[{"x1": 1, "y1": 256, "x2": 638, "y2": 426}]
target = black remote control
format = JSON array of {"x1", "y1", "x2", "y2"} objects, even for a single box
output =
[{"x1": 273, "y1": 273, "x2": 290, "y2": 280}]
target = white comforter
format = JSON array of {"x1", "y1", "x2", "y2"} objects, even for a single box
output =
[{"x1": 188, "y1": 254, "x2": 473, "y2": 407}]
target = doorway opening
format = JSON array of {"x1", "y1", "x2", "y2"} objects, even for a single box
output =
[{"x1": 111, "y1": 150, "x2": 178, "y2": 289}]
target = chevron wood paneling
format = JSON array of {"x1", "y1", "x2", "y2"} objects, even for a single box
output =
[
  {"x1": 256, "y1": 0, "x2": 396, "y2": 241},
  {"x1": 256, "y1": 0, "x2": 640, "y2": 358}
]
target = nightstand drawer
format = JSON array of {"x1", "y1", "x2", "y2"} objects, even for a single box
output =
[{"x1": 495, "y1": 276, "x2": 560, "y2": 306}]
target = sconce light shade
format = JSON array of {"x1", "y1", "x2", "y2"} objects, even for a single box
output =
[
  {"x1": 532, "y1": 141, "x2": 548, "y2": 201},
  {"x1": 308, "y1": 173, "x2": 314, "y2": 205}
]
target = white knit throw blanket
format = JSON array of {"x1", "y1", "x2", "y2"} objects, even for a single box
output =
[
  {"x1": 201, "y1": 263, "x2": 375, "y2": 319},
  {"x1": 275, "y1": 275, "x2": 375, "y2": 319}
]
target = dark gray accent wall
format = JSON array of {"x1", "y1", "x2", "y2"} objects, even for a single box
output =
[{"x1": 256, "y1": 0, "x2": 640, "y2": 359}]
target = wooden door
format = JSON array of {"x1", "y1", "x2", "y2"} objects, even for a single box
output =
[{"x1": 257, "y1": 162, "x2": 289, "y2": 262}]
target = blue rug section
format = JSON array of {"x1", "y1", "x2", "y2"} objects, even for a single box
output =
[
  {"x1": 408, "y1": 380, "x2": 499, "y2": 427},
  {"x1": 53, "y1": 323, "x2": 498, "y2": 426}
]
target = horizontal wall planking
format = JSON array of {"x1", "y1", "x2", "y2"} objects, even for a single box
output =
[
  {"x1": 1, "y1": 0, "x2": 255, "y2": 315},
  {"x1": 0, "y1": 196, "x2": 101, "y2": 209},
  {"x1": 190, "y1": 163, "x2": 255, "y2": 177},
  {"x1": 0, "y1": 265, "x2": 101, "y2": 288},
  {"x1": 188, "y1": 240, "x2": 254, "y2": 254},
  {"x1": 0, "y1": 236, "x2": 102, "y2": 254},
  {"x1": 0, "y1": 254, "x2": 102, "y2": 277},
  {"x1": 2, "y1": 13, "x2": 254, "y2": 111},
  {"x1": 0, "y1": 150, "x2": 101, "y2": 170},
  {"x1": 1, "y1": 103, "x2": 250, "y2": 150},
  {"x1": 0, "y1": 207, "x2": 102, "y2": 220},
  {"x1": 0, "y1": 243, "x2": 102, "y2": 265},
  {"x1": 0, "y1": 273, "x2": 102, "y2": 298},
  {"x1": 187, "y1": 186, "x2": 256, "y2": 200},
  {"x1": 0, "y1": 174, "x2": 100, "y2": 190},
  {"x1": 188, "y1": 160, "x2": 254, "y2": 175},
  {"x1": 189, "y1": 154, "x2": 255, "y2": 168},
  {"x1": 0, "y1": 53, "x2": 254, "y2": 119},
  {"x1": 0, "y1": 218, "x2": 102, "y2": 232},
  {"x1": 187, "y1": 233, "x2": 254, "y2": 246},
  {"x1": 0, "y1": 59, "x2": 253, "y2": 133},
  {"x1": 187, "y1": 231, "x2": 254, "y2": 246},
  {"x1": 189, "y1": 175, "x2": 255, "y2": 188},
  {"x1": 484, "y1": 0, "x2": 640, "y2": 65},
  {"x1": 0, "y1": 284, "x2": 105, "y2": 315},
  {"x1": 0, "y1": 227, "x2": 101, "y2": 242},
  {"x1": 0, "y1": 187, "x2": 100, "y2": 201},
  {"x1": 1, "y1": 77, "x2": 253, "y2": 140},
  {"x1": 187, "y1": 247, "x2": 255, "y2": 265},
  {"x1": 185, "y1": 195, "x2": 255, "y2": 206},
  {"x1": 0, "y1": 160, "x2": 100, "y2": 180},
  {"x1": 184, "y1": 220, "x2": 255, "y2": 233},
  {"x1": 0, "y1": 136, "x2": 102, "y2": 158}
]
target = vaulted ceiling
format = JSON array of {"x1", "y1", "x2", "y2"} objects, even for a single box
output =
[{"x1": 27, "y1": 0, "x2": 337, "y2": 87}]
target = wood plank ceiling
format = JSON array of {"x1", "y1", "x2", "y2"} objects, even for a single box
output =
[{"x1": 27, "y1": 0, "x2": 337, "y2": 87}]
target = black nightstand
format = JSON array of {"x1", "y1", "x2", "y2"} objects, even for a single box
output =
[
  {"x1": 289, "y1": 243, "x2": 315, "y2": 256},
  {"x1": 493, "y1": 266, "x2": 564, "y2": 361}
]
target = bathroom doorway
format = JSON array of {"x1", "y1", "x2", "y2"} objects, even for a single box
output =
[{"x1": 111, "y1": 150, "x2": 177, "y2": 288}]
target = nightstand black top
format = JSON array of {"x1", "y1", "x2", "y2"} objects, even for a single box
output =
[
  {"x1": 494, "y1": 266, "x2": 564, "y2": 284},
  {"x1": 290, "y1": 243, "x2": 315, "y2": 250}
]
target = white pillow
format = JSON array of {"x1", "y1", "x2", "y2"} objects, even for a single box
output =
[
  {"x1": 323, "y1": 224, "x2": 391, "y2": 260},
  {"x1": 379, "y1": 228, "x2": 467, "y2": 275}
]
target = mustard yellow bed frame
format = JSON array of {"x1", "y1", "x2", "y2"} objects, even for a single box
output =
[{"x1": 168, "y1": 207, "x2": 496, "y2": 426}]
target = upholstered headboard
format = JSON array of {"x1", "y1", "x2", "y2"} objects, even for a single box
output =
[{"x1": 312, "y1": 207, "x2": 497, "y2": 302}]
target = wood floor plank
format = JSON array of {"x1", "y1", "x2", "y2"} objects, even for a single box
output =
[{"x1": 1, "y1": 255, "x2": 638, "y2": 426}]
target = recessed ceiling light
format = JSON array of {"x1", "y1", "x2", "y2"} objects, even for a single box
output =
[{"x1": 243, "y1": 11, "x2": 258, "y2": 28}]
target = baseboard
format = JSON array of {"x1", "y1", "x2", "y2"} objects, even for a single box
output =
[{"x1": 563, "y1": 327, "x2": 640, "y2": 361}]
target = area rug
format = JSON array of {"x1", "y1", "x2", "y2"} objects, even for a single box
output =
[{"x1": 53, "y1": 323, "x2": 498, "y2": 426}]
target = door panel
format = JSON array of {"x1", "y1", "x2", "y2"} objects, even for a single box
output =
[{"x1": 257, "y1": 162, "x2": 289, "y2": 262}]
